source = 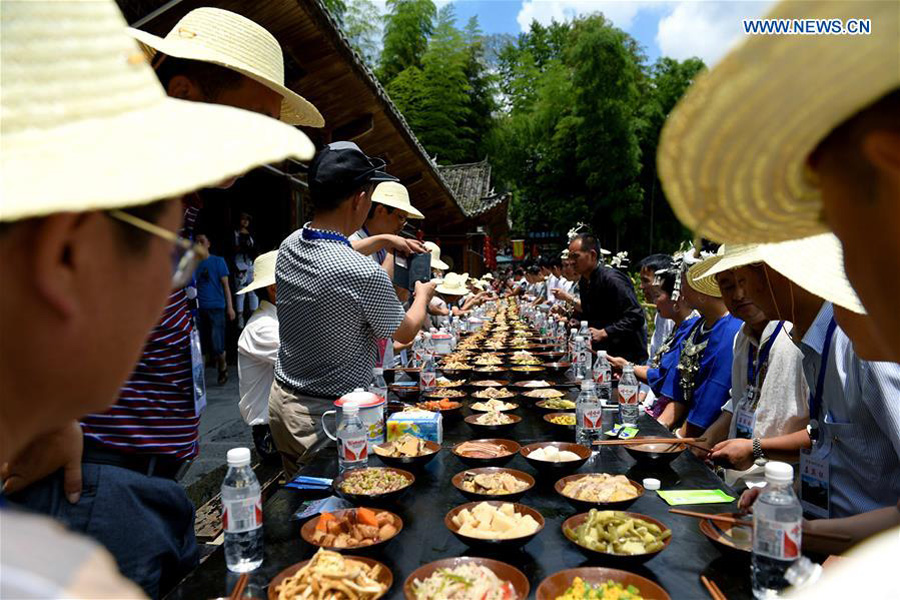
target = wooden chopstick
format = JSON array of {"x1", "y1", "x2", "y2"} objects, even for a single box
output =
[
  {"x1": 669, "y1": 509, "x2": 854, "y2": 542},
  {"x1": 701, "y1": 575, "x2": 727, "y2": 600},
  {"x1": 229, "y1": 573, "x2": 249, "y2": 600},
  {"x1": 593, "y1": 437, "x2": 706, "y2": 446}
]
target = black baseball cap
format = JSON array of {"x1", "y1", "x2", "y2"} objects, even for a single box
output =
[{"x1": 308, "y1": 141, "x2": 398, "y2": 204}]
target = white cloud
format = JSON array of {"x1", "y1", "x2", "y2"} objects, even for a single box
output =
[
  {"x1": 517, "y1": 0, "x2": 666, "y2": 32},
  {"x1": 655, "y1": 1, "x2": 775, "y2": 65}
]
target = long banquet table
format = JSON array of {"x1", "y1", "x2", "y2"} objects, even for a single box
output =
[{"x1": 166, "y1": 378, "x2": 754, "y2": 599}]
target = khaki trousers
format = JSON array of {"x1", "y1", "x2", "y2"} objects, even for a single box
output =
[{"x1": 268, "y1": 379, "x2": 335, "y2": 477}]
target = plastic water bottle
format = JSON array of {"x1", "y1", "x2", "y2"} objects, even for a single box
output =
[
  {"x1": 575, "y1": 380, "x2": 602, "y2": 448},
  {"x1": 567, "y1": 328, "x2": 578, "y2": 361},
  {"x1": 222, "y1": 448, "x2": 263, "y2": 572},
  {"x1": 593, "y1": 350, "x2": 612, "y2": 404},
  {"x1": 369, "y1": 367, "x2": 388, "y2": 401},
  {"x1": 419, "y1": 351, "x2": 437, "y2": 392},
  {"x1": 575, "y1": 336, "x2": 591, "y2": 381},
  {"x1": 337, "y1": 401, "x2": 368, "y2": 472},
  {"x1": 752, "y1": 462, "x2": 802, "y2": 598},
  {"x1": 618, "y1": 364, "x2": 639, "y2": 426},
  {"x1": 411, "y1": 335, "x2": 424, "y2": 368},
  {"x1": 578, "y1": 320, "x2": 590, "y2": 340}
]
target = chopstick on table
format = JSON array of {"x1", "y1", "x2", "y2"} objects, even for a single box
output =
[
  {"x1": 229, "y1": 573, "x2": 249, "y2": 600},
  {"x1": 701, "y1": 575, "x2": 727, "y2": 600},
  {"x1": 593, "y1": 437, "x2": 706, "y2": 446},
  {"x1": 669, "y1": 509, "x2": 854, "y2": 542}
]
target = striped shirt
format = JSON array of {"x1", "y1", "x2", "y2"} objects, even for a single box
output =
[
  {"x1": 800, "y1": 302, "x2": 900, "y2": 518},
  {"x1": 79, "y1": 205, "x2": 200, "y2": 460}
]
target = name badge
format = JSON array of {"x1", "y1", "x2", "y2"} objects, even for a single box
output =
[
  {"x1": 734, "y1": 407, "x2": 755, "y2": 440},
  {"x1": 190, "y1": 324, "x2": 207, "y2": 417},
  {"x1": 800, "y1": 442, "x2": 831, "y2": 519}
]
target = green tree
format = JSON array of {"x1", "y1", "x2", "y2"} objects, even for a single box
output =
[
  {"x1": 379, "y1": 0, "x2": 436, "y2": 82},
  {"x1": 342, "y1": 0, "x2": 382, "y2": 67}
]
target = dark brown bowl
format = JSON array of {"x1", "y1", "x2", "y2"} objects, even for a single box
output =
[
  {"x1": 555, "y1": 474, "x2": 645, "y2": 512},
  {"x1": 534, "y1": 398, "x2": 576, "y2": 412},
  {"x1": 535, "y1": 567, "x2": 671, "y2": 600},
  {"x1": 451, "y1": 467, "x2": 535, "y2": 502},
  {"x1": 452, "y1": 438, "x2": 520, "y2": 467},
  {"x1": 543, "y1": 411, "x2": 576, "y2": 431},
  {"x1": 421, "y1": 388, "x2": 467, "y2": 399},
  {"x1": 468, "y1": 399, "x2": 519, "y2": 412},
  {"x1": 403, "y1": 557, "x2": 529, "y2": 600},
  {"x1": 414, "y1": 399, "x2": 464, "y2": 422},
  {"x1": 698, "y1": 512, "x2": 752, "y2": 557},
  {"x1": 439, "y1": 367, "x2": 473, "y2": 380},
  {"x1": 473, "y1": 367, "x2": 509, "y2": 378},
  {"x1": 562, "y1": 511, "x2": 672, "y2": 566},
  {"x1": 623, "y1": 438, "x2": 687, "y2": 467},
  {"x1": 521, "y1": 388, "x2": 568, "y2": 402},
  {"x1": 300, "y1": 507, "x2": 403, "y2": 552},
  {"x1": 383, "y1": 367, "x2": 419, "y2": 385},
  {"x1": 512, "y1": 379, "x2": 553, "y2": 390},
  {"x1": 372, "y1": 439, "x2": 441, "y2": 470},
  {"x1": 445, "y1": 500, "x2": 545, "y2": 550},
  {"x1": 465, "y1": 413, "x2": 522, "y2": 436},
  {"x1": 520, "y1": 441, "x2": 591, "y2": 476},
  {"x1": 509, "y1": 366, "x2": 548, "y2": 380},
  {"x1": 542, "y1": 361, "x2": 572, "y2": 374},
  {"x1": 269, "y1": 554, "x2": 392, "y2": 600},
  {"x1": 389, "y1": 382, "x2": 420, "y2": 401},
  {"x1": 468, "y1": 379, "x2": 510, "y2": 388},
  {"x1": 333, "y1": 467, "x2": 415, "y2": 505},
  {"x1": 534, "y1": 351, "x2": 565, "y2": 361}
]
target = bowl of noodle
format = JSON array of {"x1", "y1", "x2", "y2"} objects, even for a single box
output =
[
  {"x1": 403, "y1": 556, "x2": 529, "y2": 600},
  {"x1": 269, "y1": 548, "x2": 392, "y2": 600}
]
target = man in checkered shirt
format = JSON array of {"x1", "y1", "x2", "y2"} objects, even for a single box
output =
[{"x1": 270, "y1": 142, "x2": 436, "y2": 474}]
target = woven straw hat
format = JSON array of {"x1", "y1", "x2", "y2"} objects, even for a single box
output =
[
  {"x1": 424, "y1": 242, "x2": 449, "y2": 271},
  {"x1": 0, "y1": 1, "x2": 315, "y2": 223},
  {"x1": 371, "y1": 181, "x2": 425, "y2": 219},
  {"x1": 238, "y1": 251, "x2": 278, "y2": 295},
  {"x1": 658, "y1": 0, "x2": 900, "y2": 244},
  {"x1": 686, "y1": 257, "x2": 722, "y2": 298},
  {"x1": 696, "y1": 234, "x2": 864, "y2": 313},
  {"x1": 129, "y1": 7, "x2": 323, "y2": 127},
  {"x1": 436, "y1": 272, "x2": 469, "y2": 296}
]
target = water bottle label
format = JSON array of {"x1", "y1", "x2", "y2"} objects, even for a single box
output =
[
  {"x1": 619, "y1": 385, "x2": 638, "y2": 404},
  {"x1": 420, "y1": 372, "x2": 436, "y2": 390},
  {"x1": 340, "y1": 435, "x2": 368, "y2": 462},
  {"x1": 581, "y1": 407, "x2": 603, "y2": 429},
  {"x1": 223, "y1": 497, "x2": 262, "y2": 533},
  {"x1": 593, "y1": 370, "x2": 608, "y2": 384},
  {"x1": 754, "y1": 519, "x2": 801, "y2": 560}
]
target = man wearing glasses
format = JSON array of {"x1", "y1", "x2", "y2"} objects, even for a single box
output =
[{"x1": 349, "y1": 181, "x2": 428, "y2": 271}]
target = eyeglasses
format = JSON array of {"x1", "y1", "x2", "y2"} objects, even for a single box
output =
[{"x1": 108, "y1": 209, "x2": 208, "y2": 289}]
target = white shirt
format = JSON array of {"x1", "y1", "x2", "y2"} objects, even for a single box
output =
[
  {"x1": 238, "y1": 301, "x2": 278, "y2": 426},
  {"x1": 546, "y1": 274, "x2": 559, "y2": 302},
  {"x1": 429, "y1": 296, "x2": 449, "y2": 330},
  {"x1": 649, "y1": 313, "x2": 675, "y2": 359}
]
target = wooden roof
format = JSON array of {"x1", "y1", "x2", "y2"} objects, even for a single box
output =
[{"x1": 120, "y1": 0, "x2": 469, "y2": 229}]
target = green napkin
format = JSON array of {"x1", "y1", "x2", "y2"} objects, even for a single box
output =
[{"x1": 657, "y1": 489, "x2": 735, "y2": 505}]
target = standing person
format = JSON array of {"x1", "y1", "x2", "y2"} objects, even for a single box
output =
[
  {"x1": 568, "y1": 233, "x2": 648, "y2": 364},
  {"x1": 5, "y1": 7, "x2": 320, "y2": 598},
  {"x1": 236, "y1": 251, "x2": 281, "y2": 465},
  {"x1": 233, "y1": 212, "x2": 258, "y2": 328},
  {"x1": 0, "y1": 1, "x2": 313, "y2": 597},
  {"x1": 269, "y1": 142, "x2": 436, "y2": 475},
  {"x1": 195, "y1": 234, "x2": 235, "y2": 384}
]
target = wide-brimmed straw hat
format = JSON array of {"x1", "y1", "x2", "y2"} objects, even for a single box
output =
[
  {"x1": 1, "y1": 1, "x2": 315, "y2": 223},
  {"x1": 482, "y1": 273, "x2": 494, "y2": 280},
  {"x1": 436, "y1": 272, "x2": 469, "y2": 296},
  {"x1": 695, "y1": 234, "x2": 864, "y2": 313},
  {"x1": 238, "y1": 251, "x2": 277, "y2": 295},
  {"x1": 658, "y1": 0, "x2": 899, "y2": 244},
  {"x1": 371, "y1": 181, "x2": 425, "y2": 219},
  {"x1": 424, "y1": 242, "x2": 449, "y2": 271},
  {"x1": 686, "y1": 257, "x2": 722, "y2": 298},
  {"x1": 129, "y1": 7, "x2": 324, "y2": 127}
]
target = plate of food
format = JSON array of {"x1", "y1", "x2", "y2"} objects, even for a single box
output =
[
  {"x1": 469, "y1": 399, "x2": 519, "y2": 412},
  {"x1": 452, "y1": 438, "x2": 520, "y2": 467},
  {"x1": 522, "y1": 387, "x2": 567, "y2": 400},
  {"x1": 445, "y1": 501, "x2": 545, "y2": 550},
  {"x1": 512, "y1": 379, "x2": 553, "y2": 389},
  {"x1": 465, "y1": 411, "x2": 522, "y2": 435},
  {"x1": 535, "y1": 567, "x2": 671, "y2": 600},
  {"x1": 469, "y1": 379, "x2": 510, "y2": 388},
  {"x1": 534, "y1": 398, "x2": 576, "y2": 412},
  {"x1": 451, "y1": 467, "x2": 535, "y2": 502},
  {"x1": 301, "y1": 507, "x2": 402, "y2": 552},
  {"x1": 269, "y1": 549, "x2": 391, "y2": 600},
  {"x1": 520, "y1": 442, "x2": 590, "y2": 476},
  {"x1": 555, "y1": 473, "x2": 644, "y2": 512},
  {"x1": 403, "y1": 556, "x2": 529, "y2": 600},
  {"x1": 543, "y1": 412, "x2": 576, "y2": 431},
  {"x1": 562, "y1": 509, "x2": 672, "y2": 566},
  {"x1": 333, "y1": 467, "x2": 415, "y2": 505},
  {"x1": 414, "y1": 398, "x2": 463, "y2": 421},
  {"x1": 471, "y1": 386, "x2": 516, "y2": 399},
  {"x1": 372, "y1": 434, "x2": 440, "y2": 469}
]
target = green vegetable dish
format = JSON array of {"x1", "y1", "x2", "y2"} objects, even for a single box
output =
[{"x1": 566, "y1": 510, "x2": 670, "y2": 555}]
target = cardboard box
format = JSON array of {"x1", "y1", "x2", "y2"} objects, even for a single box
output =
[{"x1": 387, "y1": 410, "x2": 443, "y2": 444}]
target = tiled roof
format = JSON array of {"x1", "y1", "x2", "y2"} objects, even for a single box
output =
[{"x1": 437, "y1": 159, "x2": 508, "y2": 218}]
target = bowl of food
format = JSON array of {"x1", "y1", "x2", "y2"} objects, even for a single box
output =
[
  {"x1": 562, "y1": 510, "x2": 672, "y2": 566},
  {"x1": 269, "y1": 549, "x2": 392, "y2": 600},
  {"x1": 509, "y1": 365, "x2": 547, "y2": 380},
  {"x1": 469, "y1": 379, "x2": 510, "y2": 389},
  {"x1": 623, "y1": 438, "x2": 687, "y2": 467},
  {"x1": 471, "y1": 386, "x2": 516, "y2": 400},
  {"x1": 439, "y1": 366, "x2": 473, "y2": 380},
  {"x1": 465, "y1": 412, "x2": 522, "y2": 436},
  {"x1": 451, "y1": 467, "x2": 535, "y2": 502},
  {"x1": 403, "y1": 557, "x2": 529, "y2": 600},
  {"x1": 512, "y1": 379, "x2": 554, "y2": 390},
  {"x1": 445, "y1": 501, "x2": 545, "y2": 550},
  {"x1": 435, "y1": 376, "x2": 466, "y2": 388},
  {"x1": 543, "y1": 412, "x2": 576, "y2": 431},
  {"x1": 422, "y1": 388, "x2": 466, "y2": 399},
  {"x1": 534, "y1": 351, "x2": 565, "y2": 361},
  {"x1": 521, "y1": 387, "x2": 568, "y2": 402},
  {"x1": 372, "y1": 434, "x2": 440, "y2": 470},
  {"x1": 414, "y1": 398, "x2": 464, "y2": 421},
  {"x1": 520, "y1": 442, "x2": 591, "y2": 476},
  {"x1": 535, "y1": 567, "x2": 671, "y2": 600},
  {"x1": 334, "y1": 467, "x2": 415, "y2": 505},
  {"x1": 698, "y1": 512, "x2": 753, "y2": 558},
  {"x1": 452, "y1": 438, "x2": 520, "y2": 467},
  {"x1": 555, "y1": 473, "x2": 644, "y2": 512},
  {"x1": 388, "y1": 382, "x2": 420, "y2": 402},
  {"x1": 469, "y1": 399, "x2": 519, "y2": 413},
  {"x1": 541, "y1": 361, "x2": 572, "y2": 375},
  {"x1": 301, "y1": 507, "x2": 402, "y2": 552},
  {"x1": 534, "y1": 398, "x2": 576, "y2": 412},
  {"x1": 383, "y1": 367, "x2": 419, "y2": 385},
  {"x1": 473, "y1": 366, "x2": 508, "y2": 378}
]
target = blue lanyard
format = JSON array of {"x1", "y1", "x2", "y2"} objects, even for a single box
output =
[
  {"x1": 301, "y1": 227, "x2": 351, "y2": 247},
  {"x1": 747, "y1": 321, "x2": 784, "y2": 387},
  {"x1": 809, "y1": 317, "x2": 837, "y2": 423}
]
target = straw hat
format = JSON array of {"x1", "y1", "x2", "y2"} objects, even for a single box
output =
[
  {"x1": 696, "y1": 234, "x2": 865, "y2": 313},
  {"x1": 129, "y1": 7, "x2": 323, "y2": 127},
  {"x1": 658, "y1": 0, "x2": 899, "y2": 244},
  {"x1": 238, "y1": 251, "x2": 277, "y2": 295},
  {"x1": 424, "y1": 242, "x2": 449, "y2": 271},
  {"x1": 436, "y1": 272, "x2": 469, "y2": 296},
  {"x1": 0, "y1": 1, "x2": 315, "y2": 223},
  {"x1": 686, "y1": 257, "x2": 722, "y2": 298},
  {"x1": 482, "y1": 273, "x2": 495, "y2": 280},
  {"x1": 371, "y1": 181, "x2": 425, "y2": 219}
]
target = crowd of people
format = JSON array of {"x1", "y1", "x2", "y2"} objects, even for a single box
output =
[{"x1": 1, "y1": 0, "x2": 897, "y2": 598}]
